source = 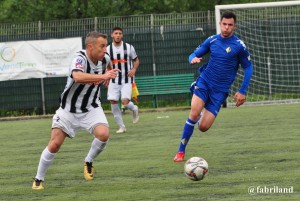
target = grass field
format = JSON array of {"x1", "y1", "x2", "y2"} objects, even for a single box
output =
[{"x1": 0, "y1": 104, "x2": 299, "y2": 201}]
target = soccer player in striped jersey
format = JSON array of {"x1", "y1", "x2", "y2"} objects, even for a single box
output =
[
  {"x1": 174, "y1": 12, "x2": 253, "y2": 162},
  {"x1": 32, "y1": 32, "x2": 120, "y2": 190},
  {"x1": 107, "y1": 27, "x2": 140, "y2": 133}
]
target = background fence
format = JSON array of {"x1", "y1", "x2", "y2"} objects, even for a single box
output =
[
  {"x1": 1, "y1": 9, "x2": 299, "y2": 117},
  {"x1": 0, "y1": 11, "x2": 215, "y2": 116}
]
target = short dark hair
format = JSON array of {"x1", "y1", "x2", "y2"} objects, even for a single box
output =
[
  {"x1": 221, "y1": 11, "x2": 236, "y2": 23},
  {"x1": 85, "y1": 31, "x2": 107, "y2": 45},
  {"x1": 112, "y1": 27, "x2": 123, "y2": 33}
]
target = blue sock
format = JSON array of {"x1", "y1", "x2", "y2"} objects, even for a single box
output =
[{"x1": 178, "y1": 118, "x2": 196, "y2": 153}]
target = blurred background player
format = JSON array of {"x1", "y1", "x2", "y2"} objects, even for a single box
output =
[
  {"x1": 32, "y1": 32, "x2": 120, "y2": 190},
  {"x1": 107, "y1": 27, "x2": 140, "y2": 133},
  {"x1": 174, "y1": 12, "x2": 253, "y2": 162}
]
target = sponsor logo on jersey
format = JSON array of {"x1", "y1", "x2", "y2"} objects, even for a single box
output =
[{"x1": 75, "y1": 58, "x2": 84, "y2": 70}]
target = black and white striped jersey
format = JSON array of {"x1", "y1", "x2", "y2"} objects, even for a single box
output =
[
  {"x1": 59, "y1": 50, "x2": 111, "y2": 113},
  {"x1": 107, "y1": 41, "x2": 138, "y2": 85}
]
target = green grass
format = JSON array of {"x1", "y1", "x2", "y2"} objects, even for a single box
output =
[{"x1": 0, "y1": 104, "x2": 299, "y2": 201}]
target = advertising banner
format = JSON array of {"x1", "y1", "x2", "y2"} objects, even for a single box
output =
[{"x1": 0, "y1": 37, "x2": 82, "y2": 81}]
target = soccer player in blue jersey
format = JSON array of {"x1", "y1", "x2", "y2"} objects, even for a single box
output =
[{"x1": 174, "y1": 12, "x2": 253, "y2": 162}]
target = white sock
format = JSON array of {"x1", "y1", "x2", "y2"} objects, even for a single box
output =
[
  {"x1": 85, "y1": 138, "x2": 108, "y2": 162},
  {"x1": 124, "y1": 101, "x2": 136, "y2": 111},
  {"x1": 35, "y1": 147, "x2": 56, "y2": 181},
  {"x1": 111, "y1": 104, "x2": 125, "y2": 128}
]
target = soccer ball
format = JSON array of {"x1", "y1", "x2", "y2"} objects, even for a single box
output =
[{"x1": 184, "y1": 157, "x2": 208, "y2": 181}]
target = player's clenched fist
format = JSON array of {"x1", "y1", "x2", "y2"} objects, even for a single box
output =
[{"x1": 105, "y1": 68, "x2": 121, "y2": 79}]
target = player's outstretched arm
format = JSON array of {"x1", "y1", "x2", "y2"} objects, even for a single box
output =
[
  {"x1": 189, "y1": 56, "x2": 202, "y2": 65},
  {"x1": 188, "y1": 39, "x2": 210, "y2": 64},
  {"x1": 72, "y1": 69, "x2": 120, "y2": 84}
]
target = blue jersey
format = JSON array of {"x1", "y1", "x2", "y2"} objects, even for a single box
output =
[{"x1": 189, "y1": 34, "x2": 253, "y2": 94}]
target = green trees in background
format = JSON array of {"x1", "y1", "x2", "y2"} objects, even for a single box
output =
[{"x1": 0, "y1": 0, "x2": 289, "y2": 23}]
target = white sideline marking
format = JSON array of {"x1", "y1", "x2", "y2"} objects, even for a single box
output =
[{"x1": 157, "y1": 116, "x2": 169, "y2": 119}]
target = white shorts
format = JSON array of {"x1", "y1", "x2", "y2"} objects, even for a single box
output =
[
  {"x1": 107, "y1": 82, "x2": 132, "y2": 101},
  {"x1": 52, "y1": 107, "x2": 108, "y2": 138}
]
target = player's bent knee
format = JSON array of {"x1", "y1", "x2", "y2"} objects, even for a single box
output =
[
  {"x1": 94, "y1": 125, "x2": 109, "y2": 142},
  {"x1": 48, "y1": 141, "x2": 62, "y2": 153},
  {"x1": 198, "y1": 124, "x2": 210, "y2": 132},
  {"x1": 98, "y1": 133, "x2": 109, "y2": 142},
  {"x1": 189, "y1": 113, "x2": 200, "y2": 122},
  {"x1": 48, "y1": 129, "x2": 66, "y2": 153}
]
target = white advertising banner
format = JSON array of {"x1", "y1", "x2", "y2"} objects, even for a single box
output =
[{"x1": 0, "y1": 37, "x2": 82, "y2": 81}]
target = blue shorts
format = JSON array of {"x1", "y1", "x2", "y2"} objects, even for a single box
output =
[{"x1": 193, "y1": 77, "x2": 228, "y2": 117}]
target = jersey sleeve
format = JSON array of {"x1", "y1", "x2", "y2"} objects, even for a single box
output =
[
  {"x1": 188, "y1": 36, "x2": 211, "y2": 63},
  {"x1": 238, "y1": 44, "x2": 253, "y2": 95},
  {"x1": 129, "y1": 44, "x2": 138, "y2": 60},
  {"x1": 70, "y1": 55, "x2": 86, "y2": 76}
]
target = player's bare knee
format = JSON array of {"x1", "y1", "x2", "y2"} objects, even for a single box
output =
[
  {"x1": 94, "y1": 126, "x2": 109, "y2": 142},
  {"x1": 95, "y1": 133, "x2": 109, "y2": 142},
  {"x1": 198, "y1": 124, "x2": 210, "y2": 132},
  {"x1": 102, "y1": 131, "x2": 110, "y2": 140},
  {"x1": 189, "y1": 112, "x2": 200, "y2": 122},
  {"x1": 48, "y1": 129, "x2": 66, "y2": 152},
  {"x1": 48, "y1": 141, "x2": 62, "y2": 153}
]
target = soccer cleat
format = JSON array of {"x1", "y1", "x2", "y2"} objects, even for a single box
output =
[
  {"x1": 174, "y1": 152, "x2": 185, "y2": 162},
  {"x1": 116, "y1": 127, "x2": 126, "y2": 134},
  {"x1": 32, "y1": 178, "x2": 44, "y2": 190},
  {"x1": 84, "y1": 162, "x2": 94, "y2": 180},
  {"x1": 132, "y1": 105, "x2": 139, "y2": 123}
]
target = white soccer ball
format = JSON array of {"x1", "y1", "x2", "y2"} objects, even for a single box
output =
[{"x1": 184, "y1": 156, "x2": 208, "y2": 181}]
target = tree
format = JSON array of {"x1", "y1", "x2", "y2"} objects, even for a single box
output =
[{"x1": 0, "y1": 0, "x2": 294, "y2": 23}]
